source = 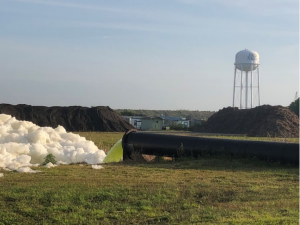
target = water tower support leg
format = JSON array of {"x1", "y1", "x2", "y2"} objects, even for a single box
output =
[
  {"x1": 251, "y1": 69, "x2": 253, "y2": 108},
  {"x1": 245, "y1": 71, "x2": 248, "y2": 109},
  {"x1": 257, "y1": 66, "x2": 260, "y2": 106},
  {"x1": 233, "y1": 66, "x2": 237, "y2": 107},
  {"x1": 240, "y1": 66, "x2": 243, "y2": 109}
]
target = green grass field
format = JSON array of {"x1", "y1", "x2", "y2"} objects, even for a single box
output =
[
  {"x1": 74, "y1": 132, "x2": 124, "y2": 153},
  {"x1": 0, "y1": 132, "x2": 298, "y2": 224}
]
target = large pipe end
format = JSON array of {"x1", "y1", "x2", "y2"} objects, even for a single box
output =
[{"x1": 122, "y1": 129, "x2": 138, "y2": 160}]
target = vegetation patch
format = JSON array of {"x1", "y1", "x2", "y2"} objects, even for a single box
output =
[
  {"x1": 0, "y1": 132, "x2": 298, "y2": 224},
  {"x1": 41, "y1": 154, "x2": 57, "y2": 166}
]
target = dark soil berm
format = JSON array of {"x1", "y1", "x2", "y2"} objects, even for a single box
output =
[
  {"x1": 198, "y1": 105, "x2": 299, "y2": 138},
  {"x1": 0, "y1": 104, "x2": 134, "y2": 132}
]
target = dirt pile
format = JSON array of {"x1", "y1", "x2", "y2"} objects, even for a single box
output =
[
  {"x1": 198, "y1": 105, "x2": 299, "y2": 137},
  {"x1": 0, "y1": 104, "x2": 134, "y2": 132}
]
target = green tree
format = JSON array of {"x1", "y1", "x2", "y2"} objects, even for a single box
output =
[{"x1": 288, "y1": 98, "x2": 299, "y2": 117}]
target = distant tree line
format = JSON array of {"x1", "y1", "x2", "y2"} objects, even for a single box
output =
[{"x1": 115, "y1": 109, "x2": 215, "y2": 120}]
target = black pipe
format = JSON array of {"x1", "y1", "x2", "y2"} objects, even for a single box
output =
[{"x1": 122, "y1": 130, "x2": 299, "y2": 164}]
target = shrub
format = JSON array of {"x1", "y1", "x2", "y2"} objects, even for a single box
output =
[{"x1": 42, "y1": 154, "x2": 57, "y2": 166}]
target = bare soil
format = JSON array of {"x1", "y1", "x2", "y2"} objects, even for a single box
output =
[
  {"x1": 197, "y1": 105, "x2": 299, "y2": 138},
  {"x1": 0, "y1": 104, "x2": 134, "y2": 132}
]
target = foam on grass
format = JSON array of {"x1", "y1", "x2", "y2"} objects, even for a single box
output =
[
  {"x1": 92, "y1": 165, "x2": 104, "y2": 169},
  {"x1": 0, "y1": 114, "x2": 106, "y2": 172},
  {"x1": 44, "y1": 162, "x2": 57, "y2": 168},
  {"x1": 17, "y1": 167, "x2": 41, "y2": 173}
]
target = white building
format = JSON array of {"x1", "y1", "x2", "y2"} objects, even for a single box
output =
[{"x1": 122, "y1": 116, "x2": 143, "y2": 129}]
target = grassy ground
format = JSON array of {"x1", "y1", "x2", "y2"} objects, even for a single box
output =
[
  {"x1": 0, "y1": 132, "x2": 298, "y2": 224},
  {"x1": 74, "y1": 132, "x2": 124, "y2": 153}
]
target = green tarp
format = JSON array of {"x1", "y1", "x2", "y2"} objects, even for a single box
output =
[{"x1": 103, "y1": 139, "x2": 123, "y2": 163}]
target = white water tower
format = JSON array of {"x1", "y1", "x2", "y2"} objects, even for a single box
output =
[{"x1": 233, "y1": 49, "x2": 260, "y2": 109}]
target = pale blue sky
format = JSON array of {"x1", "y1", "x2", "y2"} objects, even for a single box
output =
[{"x1": 0, "y1": 0, "x2": 298, "y2": 110}]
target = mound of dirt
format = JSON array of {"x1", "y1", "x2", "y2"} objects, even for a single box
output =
[
  {"x1": 198, "y1": 105, "x2": 299, "y2": 137},
  {"x1": 0, "y1": 104, "x2": 134, "y2": 132}
]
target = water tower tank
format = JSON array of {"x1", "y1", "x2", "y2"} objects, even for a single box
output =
[
  {"x1": 235, "y1": 49, "x2": 259, "y2": 71},
  {"x1": 232, "y1": 49, "x2": 261, "y2": 109}
]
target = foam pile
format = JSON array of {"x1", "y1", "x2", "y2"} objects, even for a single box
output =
[{"x1": 0, "y1": 114, "x2": 106, "y2": 172}]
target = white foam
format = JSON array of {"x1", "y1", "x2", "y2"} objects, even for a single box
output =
[
  {"x1": 17, "y1": 167, "x2": 41, "y2": 173},
  {"x1": 44, "y1": 162, "x2": 57, "y2": 168},
  {"x1": 92, "y1": 165, "x2": 104, "y2": 169},
  {"x1": 0, "y1": 114, "x2": 106, "y2": 172}
]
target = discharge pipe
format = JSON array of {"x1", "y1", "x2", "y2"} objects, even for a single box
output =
[{"x1": 122, "y1": 130, "x2": 299, "y2": 164}]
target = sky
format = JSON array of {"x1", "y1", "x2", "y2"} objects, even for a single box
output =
[{"x1": 0, "y1": 0, "x2": 298, "y2": 111}]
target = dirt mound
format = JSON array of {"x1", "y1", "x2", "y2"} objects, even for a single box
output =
[
  {"x1": 0, "y1": 104, "x2": 134, "y2": 132},
  {"x1": 198, "y1": 105, "x2": 299, "y2": 137}
]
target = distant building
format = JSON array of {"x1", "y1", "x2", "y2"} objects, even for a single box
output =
[
  {"x1": 140, "y1": 117, "x2": 163, "y2": 130},
  {"x1": 160, "y1": 116, "x2": 190, "y2": 128},
  {"x1": 190, "y1": 119, "x2": 203, "y2": 127},
  {"x1": 122, "y1": 115, "x2": 191, "y2": 130},
  {"x1": 122, "y1": 116, "x2": 143, "y2": 130},
  {"x1": 176, "y1": 120, "x2": 190, "y2": 128}
]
